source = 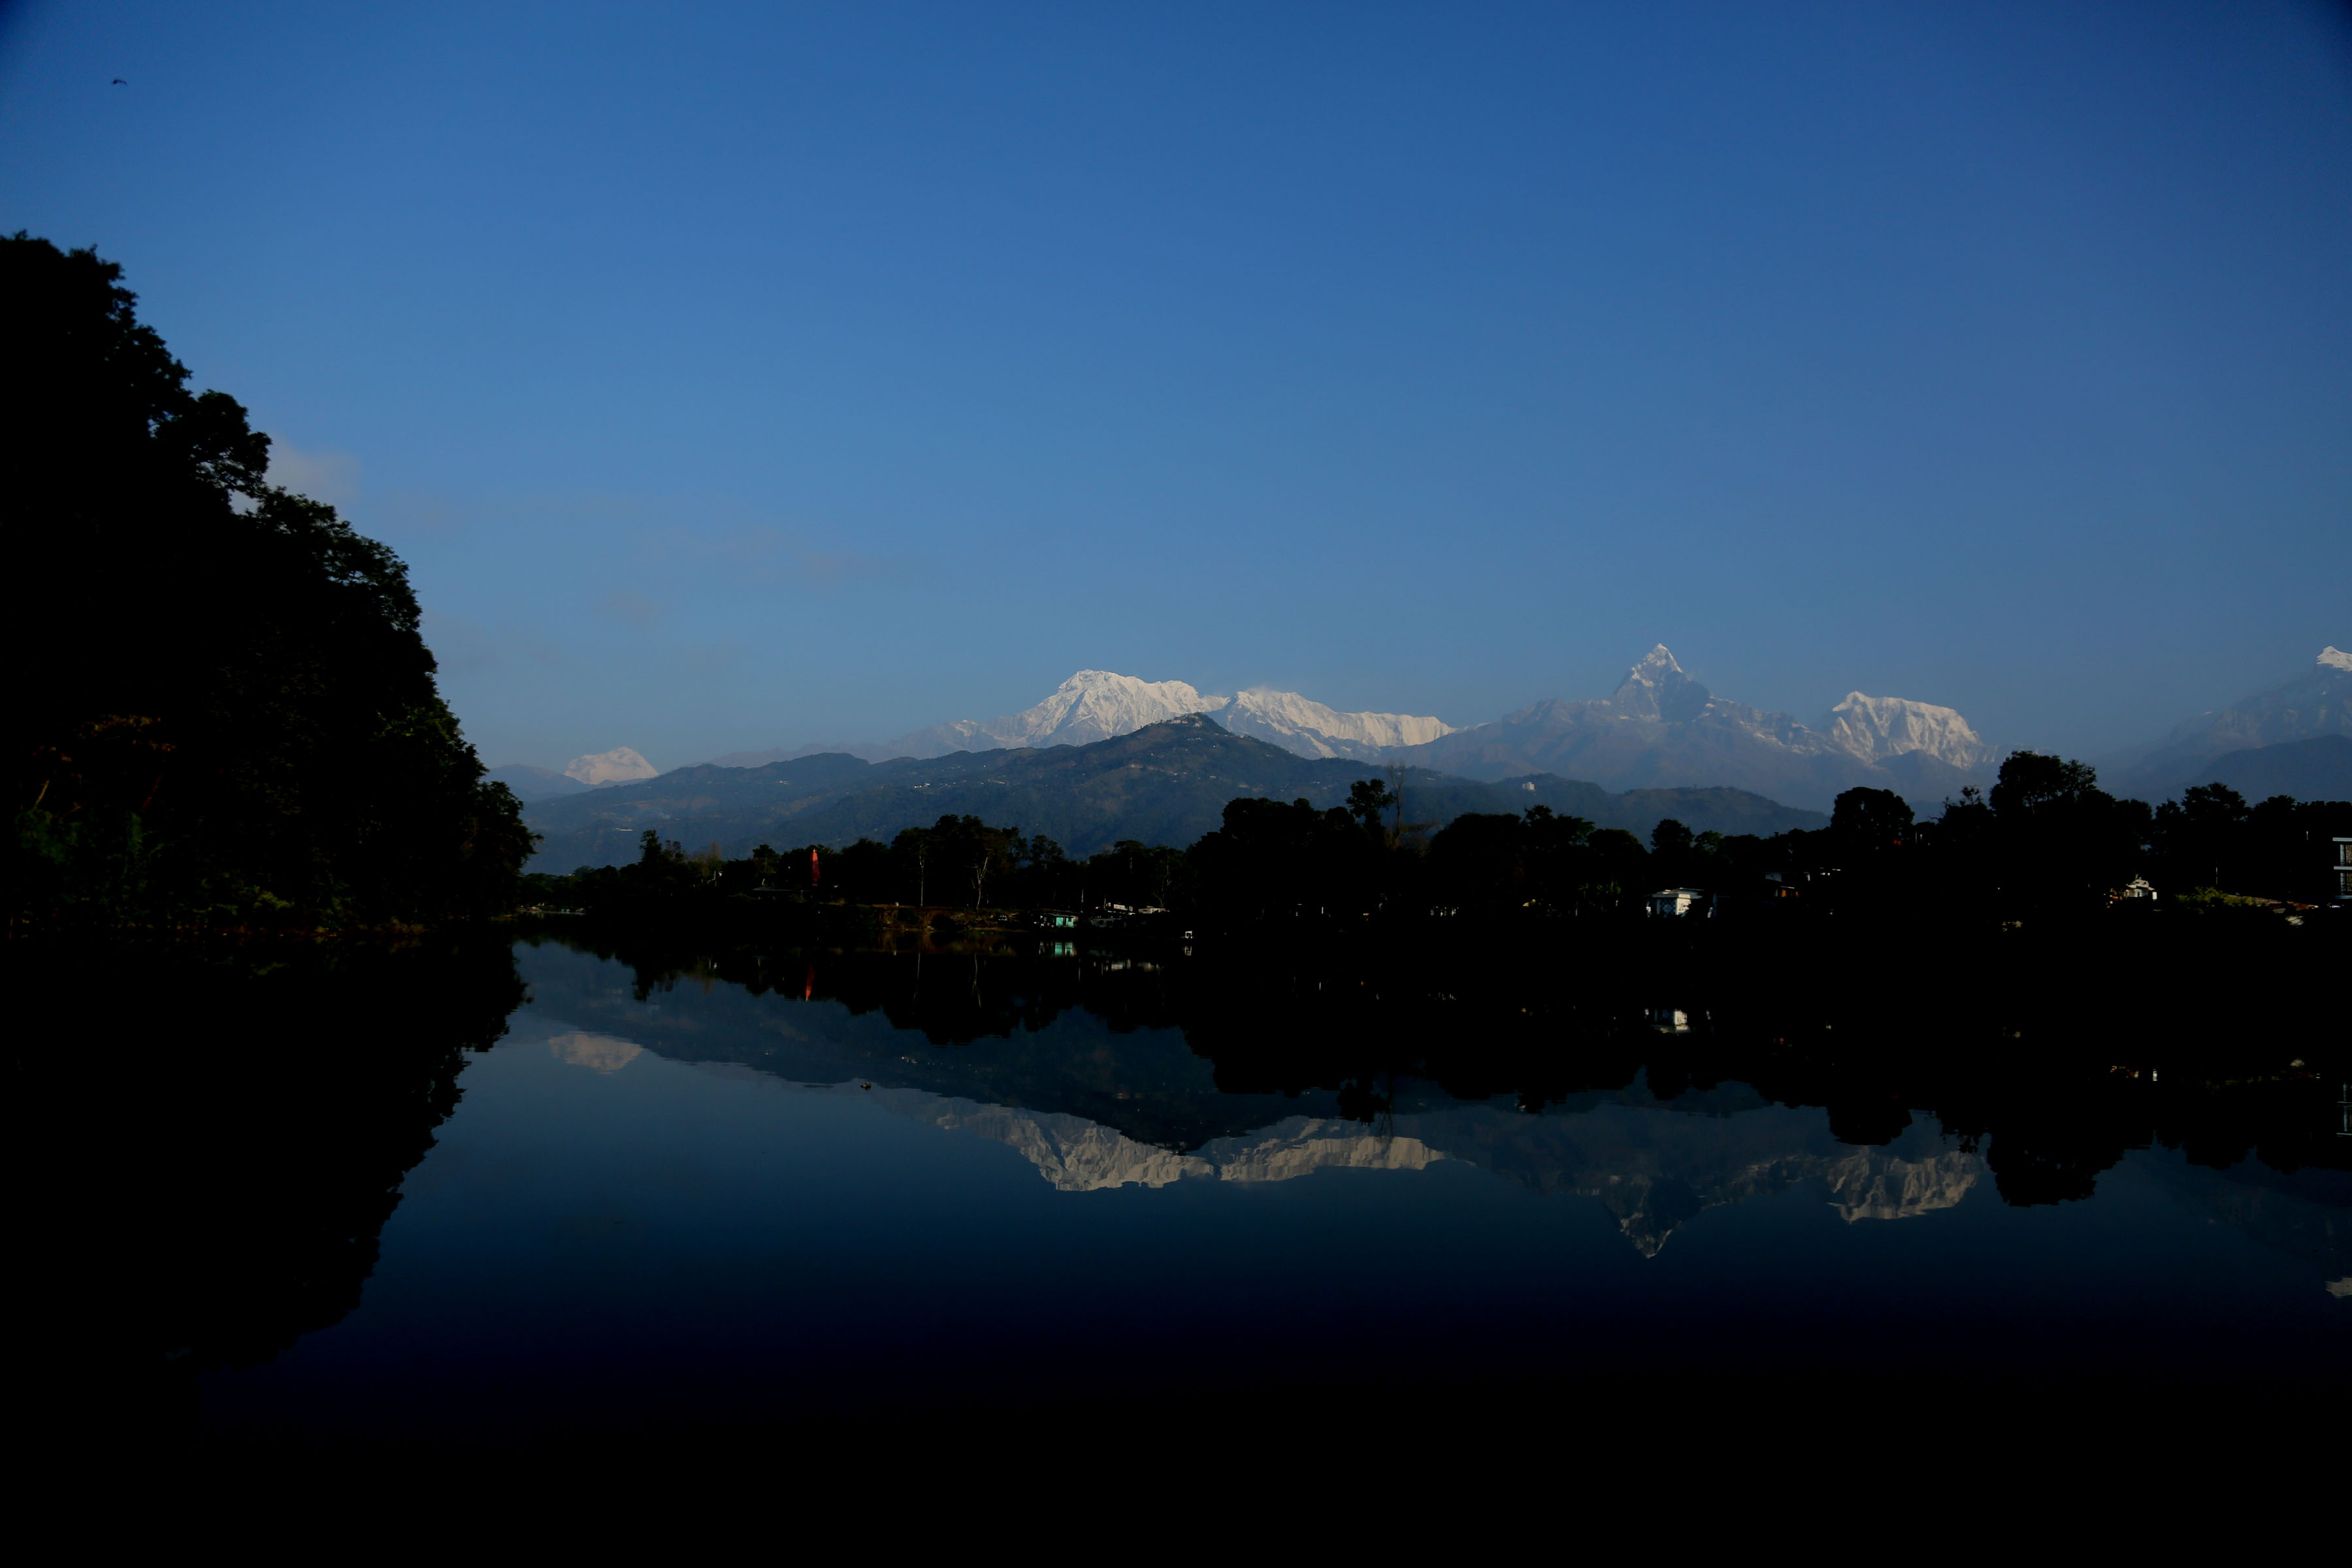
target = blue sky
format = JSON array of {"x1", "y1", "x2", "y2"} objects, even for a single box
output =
[{"x1": 5, "y1": 1, "x2": 2348, "y2": 769}]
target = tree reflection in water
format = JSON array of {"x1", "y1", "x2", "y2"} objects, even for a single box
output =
[
  {"x1": 535, "y1": 924, "x2": 2350, "y2": 1216},
  {"x1": 521, "y1": 926, "x2": 2349, "y2": 1286},
  {"x1": 24, "y1": 924, "x2": 2345, "y2": 1451},
  {"x1": 14, "y1": 936, "x2": 522, "y2": 1437}
]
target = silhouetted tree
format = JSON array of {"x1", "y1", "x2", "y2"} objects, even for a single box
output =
[
  {"x1": 1977, "y1": 751, "x2": 2148, "y2": 916},
  {"x1": 893, "y1": 824, "x2": 934, "y2": 905},
  {"x1": 2149, "y1": 782, "x2": 2249, "y2": 892},
  {"x1": 1831, "y1": 787, "x2": 1913, "y2": 851},
  {"x1": 1347, "y1": 777, "x2": 1398, "y2": 838},
  {"x1": 1192, "y1": 796, "x2": 1382, "y2": 924},
  {"x1": 7, "y1": 235, "x2": 531, "y2": 926}
]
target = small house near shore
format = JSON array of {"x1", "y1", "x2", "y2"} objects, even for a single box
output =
[{"x1": 1648, "y1": 887, "x2": 1713, "y2": 919}]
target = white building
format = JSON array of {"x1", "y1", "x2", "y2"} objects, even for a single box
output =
[{"x1": 1648, "y1": 887, "x2": 1712, "y2": 919}]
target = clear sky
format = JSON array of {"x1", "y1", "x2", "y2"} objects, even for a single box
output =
[{"x1": 5, "y1": 1, "x2": 2349, "y2": 770}]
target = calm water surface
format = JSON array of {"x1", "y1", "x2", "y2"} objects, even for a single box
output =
[{"x1": 186, "y1": 936, "x2": 2347, "y2": 1441}]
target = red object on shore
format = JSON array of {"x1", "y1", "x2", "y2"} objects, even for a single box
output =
[{"x1": 809, "y1": 847, "x2": 820, "y2": 888}]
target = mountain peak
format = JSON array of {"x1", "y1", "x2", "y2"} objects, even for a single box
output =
[
  {"x1": 2108, "y1": 644, "x2": 2352, "y2": 797},
  {"x1": 565, "y1": 746, "x2": 658, "y2": 786},
  {"x1": 1632, "y1": 643, "x2": 1682, "y2": 673},
  {"x1": 1610, "y1": 644, "x2": 1711, "y2": 722},
  {"x1": 866, "y1": 670, "x2": 1230, "y2": 759},
  {"x1": 1820, "y1": 693, "x2": 1993, "y2": 769},
  {"x1": 1005, "y1": 671, "x2": 1229, "y2": 746},
  {"x1": 1222, "y1": 686, "x2": 1455, "y2": 760},
  {"x1": 1055, "y1": 668, "x2": 1227, "y2": 702}
]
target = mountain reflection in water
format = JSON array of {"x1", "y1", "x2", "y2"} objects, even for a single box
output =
[
  {"x1": 882, "y1": 1090, "x2": 1984, "y2": 1252},
  {"x1": 515, "y1": 926, "x2": 2352, "y2": 1260},
  {"x1": 513, "y1": 934, "x2": 2348, "y2": 1277},
  {"x1": 649, "y1": 1072, "x2": 1981, "y2": 1255},
  {"x1": 23, "y1": 930, "x2": 2345, "y2": 1453}
]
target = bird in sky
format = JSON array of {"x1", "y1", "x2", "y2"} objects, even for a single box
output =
[{"x1": 111, "y1": 77, "x2": 126, "y2": 86}]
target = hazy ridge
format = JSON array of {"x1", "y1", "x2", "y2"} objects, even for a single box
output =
[
  {"x1": 523, "y1": 715, "x2": 1826, "y2": 871},
  {"x1": 512, "y1": 645, "x2": 2352, "y2": 822}
]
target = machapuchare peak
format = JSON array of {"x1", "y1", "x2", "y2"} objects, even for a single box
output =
[{"x1": 1609, "y1": 644, "x2": 1712, "y2": 723}]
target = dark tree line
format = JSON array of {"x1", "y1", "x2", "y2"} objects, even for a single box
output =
[
  {"x1": 547, "y1": 815, "x2": 1191, "y2": 919},
  {"x1": 1752, "y1": 753, "x2": 2346, "y2": 919},
  {"x1": 537, "y1": 745, "x2": 2347, "y2": 937},
  {"x1": 7, "y1": 237, "x2": 532, "y2": 927},
  {"x1": 1161, "y1": 747, "x2": 2343, "y2": 927}
]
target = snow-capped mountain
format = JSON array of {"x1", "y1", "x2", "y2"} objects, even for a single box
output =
[
  {"x1": 1820, "y1": 692, "x2": 1995, "y2": 771},
  {"x1": 1609, "y1": 643, "x2": 1718, "y2": 723},
  {"x1": 699, "y1": 651, "x2": 1995, "y2": 806},
  {"x1": 934, "y1": 669, "x2": 1229, "y2": 751},
  {"x1": 563, "y1": 746, "x2": 659, "y2": 787},
  {"x1": 2106, "y1": 645, "x2": 2352, "y2": 801},
  {"x1": 1219, "y1": 687, "x2": 1456, "y2": 760},
  {"x1": 704, "y1": 672, "x2": 1221, "y2": 766},
  {"x1": 710, "y1": 670, "x2": 1454, "y2": 766},
  {"x1": 1392, "y1": 645, "x2": 1995, "y2": 810}
]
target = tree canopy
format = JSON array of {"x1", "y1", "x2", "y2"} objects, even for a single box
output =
[{"x1": 8, "y1": 235, "x2": 531, "y2": 926}]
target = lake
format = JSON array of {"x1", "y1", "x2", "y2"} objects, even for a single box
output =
[{"x1": 32, "y1": 931, "x2": 2347, "y2": 1454}]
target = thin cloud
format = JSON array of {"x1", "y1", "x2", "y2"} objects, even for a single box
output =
[{"x1": 265, "y1": 441, "x2": 362, "y2": 506}]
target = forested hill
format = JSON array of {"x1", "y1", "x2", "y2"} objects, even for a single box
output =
[{"x1": 524, "y1": 715, "x2": 1826, "y2": 870}]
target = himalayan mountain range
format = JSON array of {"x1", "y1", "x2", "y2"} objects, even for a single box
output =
[{"x1": 496, "y1": 645, "x2": 2350, "y2": 870}]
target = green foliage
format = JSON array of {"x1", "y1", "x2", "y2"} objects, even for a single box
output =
[
  {"x1": 2167, "y1": 887, "x2": 2275, "y2": 919},
  {"x1": 6, "y1": 235, "x2": 529, "y2": 926}
]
